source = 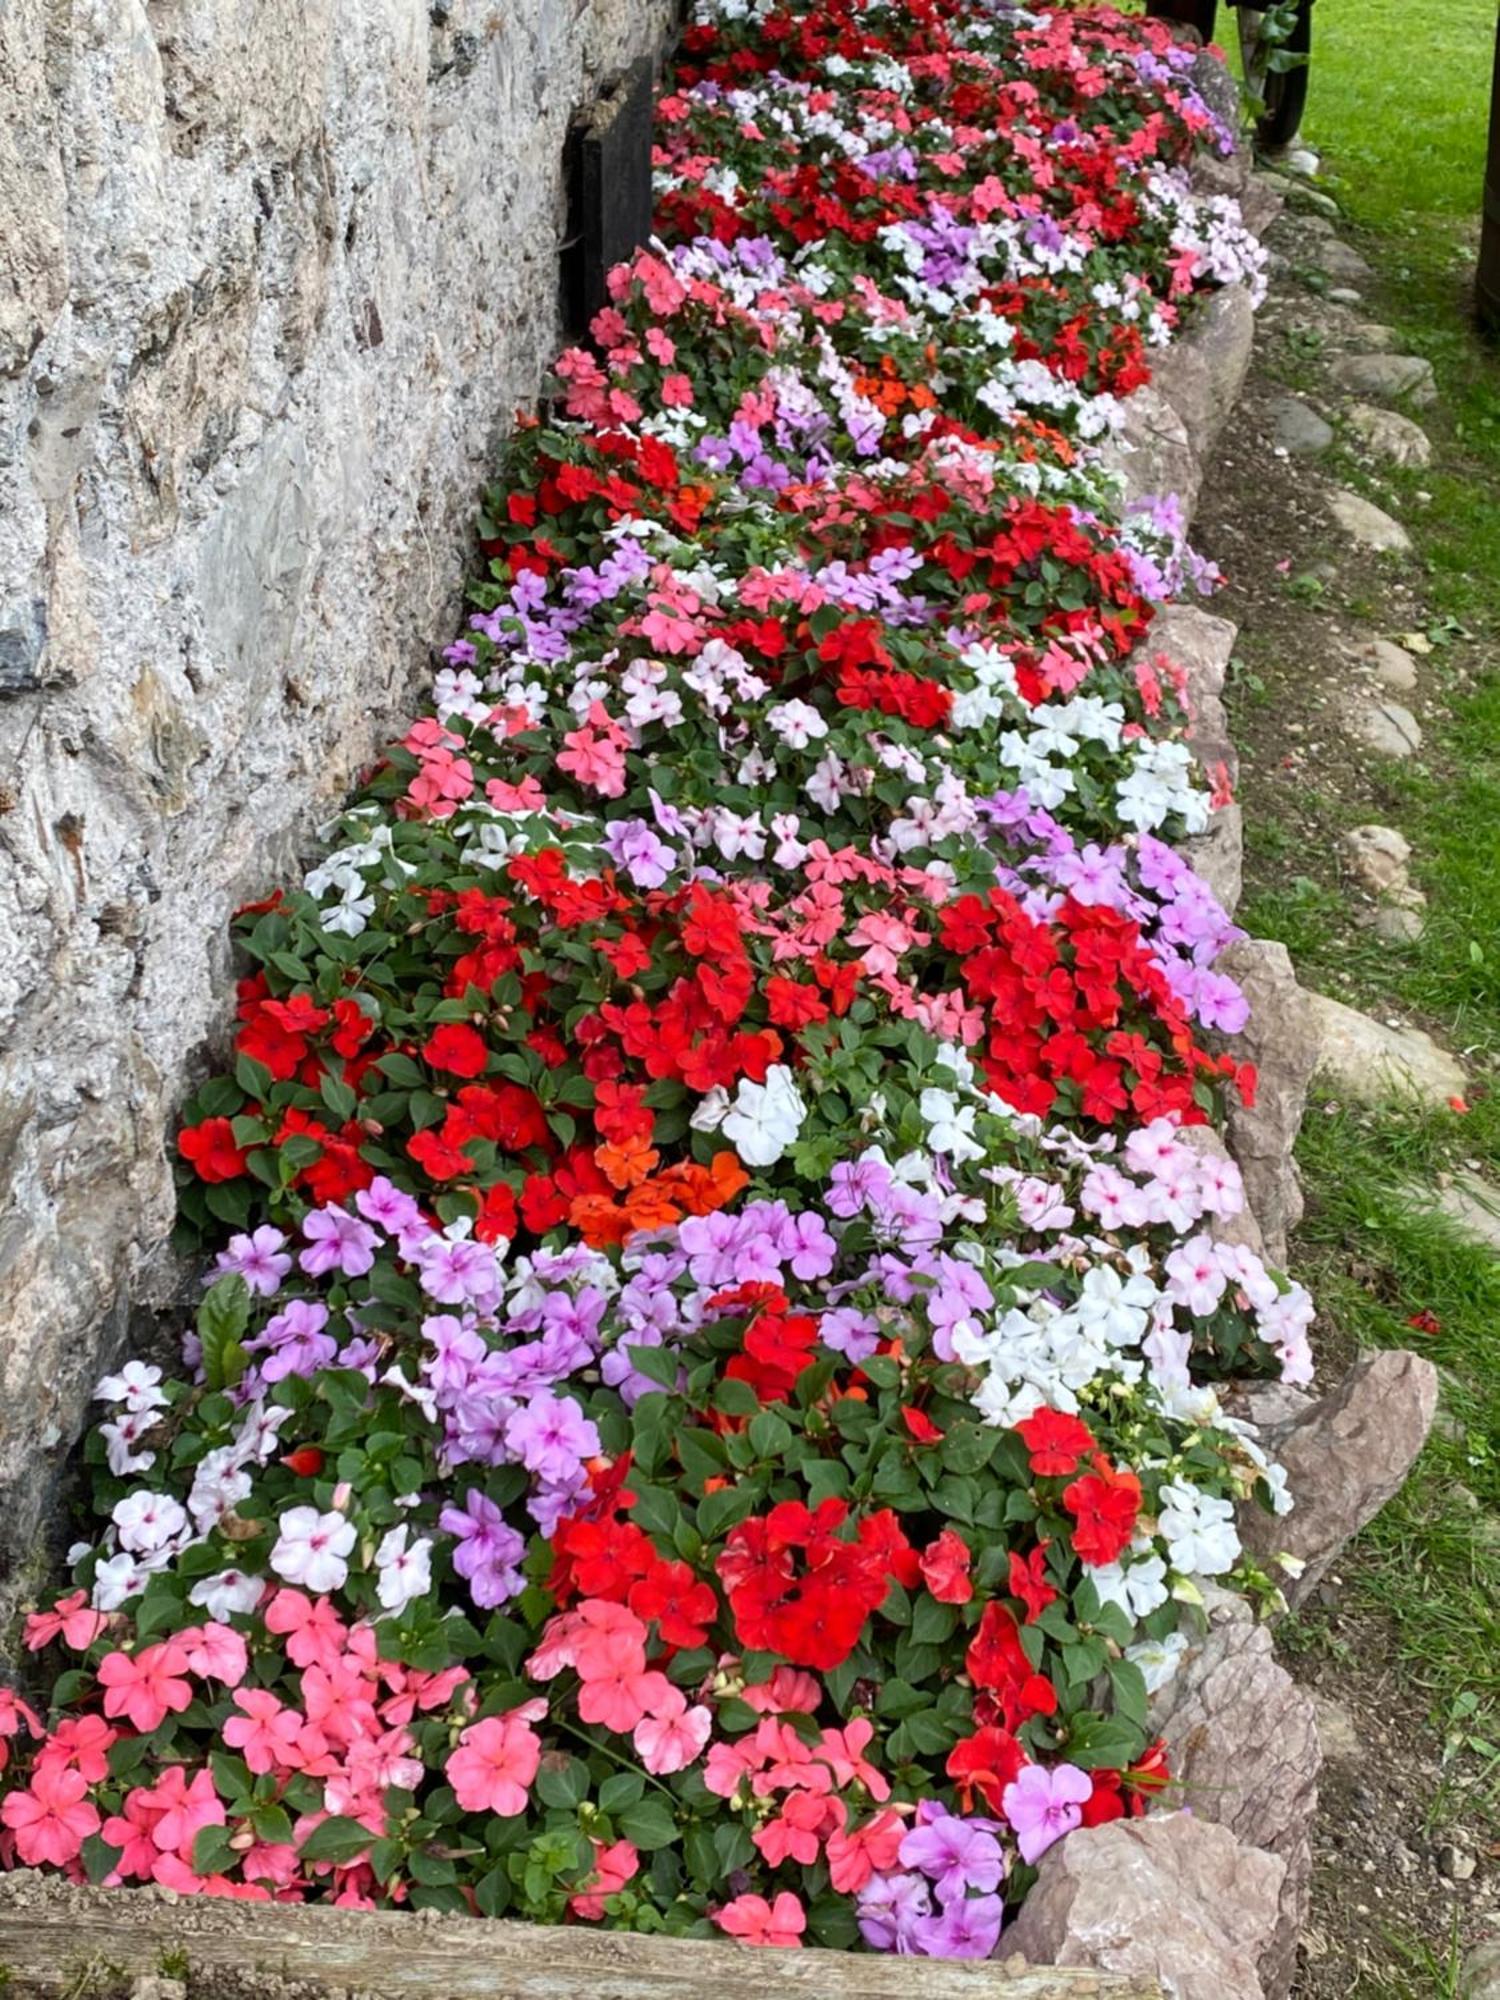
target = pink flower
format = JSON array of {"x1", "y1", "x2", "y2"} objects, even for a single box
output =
[
  {"x1": 224, "y1": 1689, "x2": 304, "y2": 1776},
  {"x1": 569, "y1": 1837, "x2": 640, "y2": 1920},
  {"x1": 178, "y1": 1622, "x2": 248, "y2": 1688},
  {"x1": 752, "y1": 1788, "x2": 843, "y2": 1868},
  {"x1": 1, "y1": 1761, "x2": 100, "y2": 1867},
  {"x1": 301, "y1": 1662, "x2": 379, "y2": 1750},
  {"x1": 1002, "y1": 1761, "x2": 1094, "y2": 1865},
  {"x1": 447, "y1": 1702, "x2": 545, "y2": 1816},
  {"x1": 263, "y1": 1589, "x2": 348, "y2": 1671},
  {"x1": 0, "y1": 1688, "x2": 41, "y2": 1776},
  {"x1": 34, "y1": 1714, "x2": 117, "y2": 1786},
  {"x1": 576, "y1": 1665, "x2": 671, "y2": 1736},
  {"x1": 740, "y1": 1667, "x2": 820, "y2": 1715},
  {"x1": 826, "y1": 1807, "x2": 908, "y2": 1894},
  {"x1": 814, "y1": 1717, "x2": 890, "y2": 1801},
  {"x1": 24, "y1": 1589, "x2": 108, "y2": 1654},
  {"x1": 633, "y1": 1690, "x2": 712, "y2": 1776},
  {"x1": 703, "y1": 1736, "x2": 758, "y2": 1800},
  {"x1": 714, "y1": 1890, "x2": 806, "y2": 1948},
  {"x1": 144, "y1": 1765, "x2": 225, "y2": 1862},
  {"x1": 96, "y1": 1641, "x2": 192, "y2": 1732}
]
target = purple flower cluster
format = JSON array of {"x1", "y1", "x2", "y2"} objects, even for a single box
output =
[{"x1": 858, "y1": 1803, "x2": 1007, "y2": 1958}]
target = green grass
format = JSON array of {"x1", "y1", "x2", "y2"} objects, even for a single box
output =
[{"x1": 1237, "y1": 0, "x2": 1500, "y2": 1835}]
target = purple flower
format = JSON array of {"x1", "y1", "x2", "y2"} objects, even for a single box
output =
[
  {"x1": 246, "y1": 1299, "x2": 337, "y2": 1384},
  {"x1": 503, "y1": 1390, "x2": 600, "y2": 1486},
  {"x1": 778, "y1": 1211, "x2": 837, "y2": 1281},
  {"x1": 856, "y1": 1870, "x2": 932, "y2": 1953},
  {"x1": 357, "y1": 1176, "x2": 424, "y2": 1238},
  {"x1": 439, "y1": 1488, "x2": 527, "y2": 1609},
  {"x1": 299, "y1": 1206, "x2": 381, "y2": 1279},
  {"x1": 820, "y1": 1306, "x2": 881, "y2": 1363},
  {"x1": 828, "y1": 1154, "x2": 894, "y2": 1219},
  {"x1": 899, "y1": 1805, "x2": 1005, "y2": 1901},
  {"x1": 213, "y1": 1225, "x2": 292, "y2": 1299},
  {"x1": 602, "y1": 817, "x2": 677, "y2": 889},
  {"x1": 1001, "y1": 1762, "x2": 1093, "y2": 1866},
  {"x1": 909, "y1": 1892, "x2": 1004, "y2": 1959}
]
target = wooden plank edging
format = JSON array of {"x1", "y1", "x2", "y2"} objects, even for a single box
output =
[{"x1": 0, "y1": 1879, "x2": 1160, "y2": 1998}]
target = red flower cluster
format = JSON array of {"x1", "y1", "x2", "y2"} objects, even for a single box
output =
[{"x1": 716, "y1": 1500, "x2": 917, "y2": 1670}]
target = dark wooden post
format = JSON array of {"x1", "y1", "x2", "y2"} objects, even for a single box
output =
[{"x1": 1479, "y1": 6, "x2": 1500, "y2": 332}]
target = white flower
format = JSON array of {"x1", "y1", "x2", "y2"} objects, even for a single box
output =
[
  {"x1": 766, "y1": 699, "x2": 828, "y2": 749},
  {"x1": 1157, "y1": 1480, "x2": 1240, "y2": 1577},
  {"x1": 270, "y1": 1506, "x2": 357, "y2": 1594},
  {"x1": 112, "y1": 1490, "x2": 190, "y2": 1557},
  {"x1": 689, "y1": 1086, "x2": 730, "y2": 1134},
  {"x1": 188, "y1": 1569, "x2": 266, "y2": 1623},
  {"x1": 188, "y1": 1446, "x2": 253, "y2": 1533},
  {"x1": 94, "y1": 1361, "x2": 168, "y2": 1415},
  {"x1": 100, "y1": 1414, "x2": 156, "y2": 1478},
  {"x1": 1125, "y1": 1628, "x2": 1189, "y2": 1694},
  {"x1": 722, "y1": 1065, "x2": 807, "y2": 1168},
  {"x1": 1163, "y1": 1236, "x2": 1228, "y2": 1318},
  {"x1": 919, "y1": 1088, "x2": 985, "y2": 1165},
  {"x1": 376, "y1": 1526, "x2": 433, "y2": 1617},
  {"x1": 1090, "y1": 1551, "x2": 1170, "y2": 1622},
  {"x1": 92, "y1": 1552, "x2": 145, "y2": 1611}
]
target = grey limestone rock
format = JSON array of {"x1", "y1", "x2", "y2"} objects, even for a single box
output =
[{"x1": 1006, "y1": 1813, "x2": 1285, "y2": 2000}]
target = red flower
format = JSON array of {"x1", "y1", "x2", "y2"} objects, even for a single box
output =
[
  {"x1": 178, "y1": 1117, "x2": 249, "y2": 1184},
  {"x1": 1008, "y1": 1544, "x2": 1057, "y2": 1625},
  {"x1": 1062, "y1": 1455, "x2": 1142, "y2": 1568},
  {"x1": 965, "y1": 1602, "x2": 1058, "y2": 1732},
  {"x1": 918, "y1": 1528, "x2": 973, "y2": 1605},
  {"x1": 716, "y1": 1499, "x2": 901, "y2": 1671},
  {"x1": 946, "y1": 1725, "x2": 1026, "y2": 1814},
  {"x1": 628, "y1": 1560, "x2": 719, "y2": 1648},
  {"x1": 422, "y1": 1023, "x2": 489, "y2": 1078},
  {"x1": 901, "y1": 1405, "x2": 944, "y2": 1445},
  {"x1": 1016, "y1": 1408, "x2": 1096, "y2": 1477}
]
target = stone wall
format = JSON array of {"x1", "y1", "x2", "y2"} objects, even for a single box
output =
[{"x1": 0, "y1": 0, "x2": 669, "y2": 1597}]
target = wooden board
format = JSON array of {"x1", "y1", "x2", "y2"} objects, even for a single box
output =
[{"x1": 0, "y1": 1880, "x2": 1160, "y2": 1998}]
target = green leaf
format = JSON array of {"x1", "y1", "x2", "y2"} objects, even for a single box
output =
[
  {"x1": 695, "y1": 1483, "x2": 759, "y2": 1542},
  {"x1": 536, "y1": 1757, "x2": 589, "y2": 1810},
  {"x1": 81, "y1": 1833, "x2": 123, "y2": 1885},
  {"x1": 298, "y1": 1815, "x2": 375, "y2": 1864},
  {"x1": 598, "y1": 1770, "x2": 645, "y2": 1815},
  {"x1": 192, "y1": 1823, "x2": 241, "y2": 1877},
  {"x1": 1063, "y1": 1710, "x2": 1148, "y2": 1772},
  {"x1": 197, "y1": 1272, "x2": 251, "y2": 1392},
  {"x1": 911, "y1": 1595, "x2": 958, "y2": 1647},
  {"x1": 627, "y1": 1346, "x2": 684, "y2": 1392},
  {"x1": 619, "y1": 1796, "x2": 679, "y2": 1851}
]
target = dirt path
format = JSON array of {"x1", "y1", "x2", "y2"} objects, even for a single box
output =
[{"x1": 1194, "y1": 173, "x2": 1499, "y2": 1997}]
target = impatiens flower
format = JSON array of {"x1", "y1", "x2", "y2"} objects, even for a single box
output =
[
  {"x1": 24, "y1": 1589, "x2": 108, "y2": 1653},
  {"x1": 1016, "y1": 1407, "x2": 1096, "y2": 1476},
  {"x1": 447, "y1": 1703, "x2": 546, "y2": 1816},
  {"x1": 714, "y1": 1890, "x2": 806, "y2": 1948},
  {"x1": 270, "y1": 1507, "x2": 358, "y2": 1594},
  {"x1": 569, "y1": 1837, "x2": 641, "y2": 1921},
  {"x1": 721, "y1": 1064, "x2": 806, "y2": 1167},
  {"x1": 918, "y1": 1527, "x2": 974, "y2": 1604},
  {"x1": 97, "y1": 1641, "x2": 193, "y2": 1732},
  {"x1": 224, "y1": 1689, "x2": 305, "y2": 1775},
  {"x1": 1002, "y1": 1761, "x2": 1094, "y2": 1864},
  {"x1": 374, "y1": 1525, "x2": 434, "y2": 1616},
  {"x1": 898, "y1": 1803, "x2": 1005, "y2": 1901},
  {"x1": 177, "y1": 1621, "x2": 249, "y2": 1687},
  {"x1": 1, "y1": 1762, "x2": 100, "y2": 1867}
]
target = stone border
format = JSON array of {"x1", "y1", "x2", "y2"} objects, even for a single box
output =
[{"x1": 1002, "y1": 82, "x2": 1438, "y2": 2000}]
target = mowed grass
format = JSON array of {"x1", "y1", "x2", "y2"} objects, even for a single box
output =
[{"x1": 1238, "y1": 0, "x2": 1500, "y2": 1822}]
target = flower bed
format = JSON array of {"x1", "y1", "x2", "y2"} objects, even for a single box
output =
[{"x1": 0, "y1": 0, "x2": 1305, "y2": 1967}]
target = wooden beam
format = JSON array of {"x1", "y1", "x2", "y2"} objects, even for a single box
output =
[{"x1": 0, "y1": 1879, "x2": 1160, "y2": 1999}]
